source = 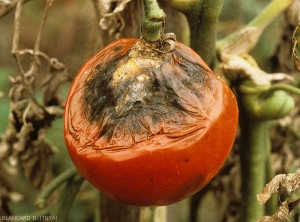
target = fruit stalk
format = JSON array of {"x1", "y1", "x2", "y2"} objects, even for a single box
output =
[{"x1": 141, "y1": 0, "x2": 165, "y2": 42}]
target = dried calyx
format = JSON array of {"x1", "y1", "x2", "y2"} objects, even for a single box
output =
[{"x1": 129, "y1": 33, "x2": 176, "y2": 68}]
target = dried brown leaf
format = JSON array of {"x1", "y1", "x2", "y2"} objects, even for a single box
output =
[
  {"x1": 99, "y1": 0, "x2": 131, "y2": 16},
  {"x1": 219, "y1": 27, "x2": 262, "y2": 56},
  {"x1": 5, "y1": 77, "x2": 57, "y2": 188},
  {"x1": 0, "y1": 161, "x2": 17, "y2": 217},
  {"x1": 215, "y1": 54, "x2": 293, "y2": 87},
  {"x1": 255, "y1": 199, "x2": 300, "y2": 222},
  {"x1": 3, "y1": 0, "x2": 64, "y2": 194},
  {"x1": 42, "y1": 58, "x2": 69, "y2": 107},
  {"x1": 98, "y1": 0, "x2": 132, "y2": 37},
  {"x1": 20, "y1": 136, "x2": 56, "y2": 188},
  {"x1": 292, "y1": 23, "x2": 300, "y2": 71},
  {"x1": 257, "y1": 172, "x2": 300, "y2": 204},
  {"x1": 255, "y1": 200, "x2": 289, "y2": 222},
  {"x1": 285, "y1": 0, "x2": 300, "y2": 27},
  {"x1": 0, "y1": 0, "x2": 31, "y2": 18}
]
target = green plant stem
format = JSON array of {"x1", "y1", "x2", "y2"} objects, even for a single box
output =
[
  {"x1": 140, "y1": 207, "x2": 156, "y2": 222},
  {"x1": 239, "y1": 116, "x2": 270, "y2": 221},
  {"x1": 288, "y1": 126, "x2": 300, "y2": 139},
  {"x1": 171, "y1": 0, "x2": 222, "y2": 66},
  {"x1": 21, "y1": 168, "x2": 83, "y2": 222},
  {"x1": 53, "y1": 174, "x2": 85, "y2": 222},
  {"x1": 217, "y1": 0, "x2": 294, "y2": 52},
  {"x1": 268, "y1": 84, "x2": 300, "y2": 95},
  {"x1": 140, "y1": 206, "x2": 167, "y2": 222},
  {"x1": 35, "y1": 167, "x2": 79, "y2": 208},
  {"x1": 265, "y1": 155, "x2": 277, "y2": 215},
  {"x1": 141, "y1": 0, "x2": 164, "y2": 42},
  {"x1": 247, "y1": 0, "x2": 294, "y2": 29},
  {"x1": 20, "y1": 207, "x2": 52, "y2": 222},
  {"x1": 100, "y1": 193, "x2": 140, "y2": 222}
]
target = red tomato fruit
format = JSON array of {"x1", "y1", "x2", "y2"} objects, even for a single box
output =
[{"x1": 64, "y1": 37, "x2": 238, "y2": 206}]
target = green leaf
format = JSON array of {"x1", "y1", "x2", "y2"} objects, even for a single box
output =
[{"x1": 292, "y1": 23, "x2": 300, "y2": 71}]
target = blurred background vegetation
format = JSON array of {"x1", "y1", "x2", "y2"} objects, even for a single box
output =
[{"x1": 0, "y1": 0, "x2": 299, "y2": 221}]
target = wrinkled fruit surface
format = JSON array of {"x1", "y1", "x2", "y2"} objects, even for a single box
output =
[{"x1": 64, "y1": 38, "x2": 238, "y2": 206}]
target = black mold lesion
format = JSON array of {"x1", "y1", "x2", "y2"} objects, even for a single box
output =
[
  {"x1": 173, "y1": 50, "x2": 211, "y2": 76},
  {"x1": 83, "y1": 59, "x2": 120, "y2": 123},
  {"x1": 173, "y1": 52, "x2": 209, "y2": 85},
  {"x1": 81, "y1": 51, "x2": 213, "y2": 148}
]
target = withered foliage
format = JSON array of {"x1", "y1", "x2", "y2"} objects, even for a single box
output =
[
  {"x1": 91, "y1": 0, "x2": 141, "y2": 48},
  {"x1": 97, "y1": 0, "x2": 131, "y2": 38},
  {"x1": 0, "y1": 0, "x2": 69, "y2": 216},
  {"x1": 257, "y1": 173, "x2": 300, "y2": 205},
  {"x1": 256, "y1": 199, "x2": 300, "y2": 222},
  {"x1": 256, "y1": 173, "x2": 300, "y2": 222},
  {"x1": 292, "y1": 23, "x2": 300, "y2": 71}
]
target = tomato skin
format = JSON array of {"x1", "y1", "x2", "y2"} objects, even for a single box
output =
[{"x1": 64, "y1": 38, "x2": 238, "y2": 206}]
